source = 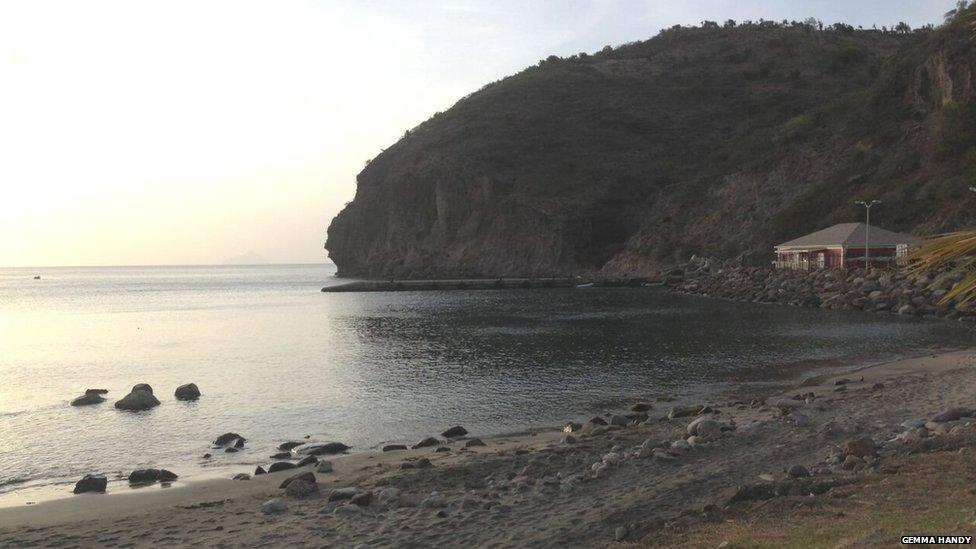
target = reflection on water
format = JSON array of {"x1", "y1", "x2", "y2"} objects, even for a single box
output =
[{"x1": 0, "y1": 264, "x2": 971, "y2": 498}]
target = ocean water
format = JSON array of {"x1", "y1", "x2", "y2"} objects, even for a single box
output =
[{"x1": 0, "y1": 263, "x2": 971, "y2": 502}]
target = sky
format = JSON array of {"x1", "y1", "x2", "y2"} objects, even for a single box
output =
[{"x1": 0, "y1": 0, "x2": 953, "y2": 267}]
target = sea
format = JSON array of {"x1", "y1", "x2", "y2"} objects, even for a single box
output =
[{"x1": 0, "y1": 263, "x2": 971, "y2": 503}]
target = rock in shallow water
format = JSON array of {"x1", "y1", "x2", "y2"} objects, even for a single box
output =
[
  {"x1": 70, "y1": 393, "x2": 105, "y2": 406},
  {"x1": 383, "y1": 444, "x2": 408, "y2": 452},
  {"x1": 214, "y1": 432, "x2": 245, "y2": 446},
  {"x1": 174, "y1": 383, "x2": 200, "y2": 401},
  {"x1": 441, "y1": 425, "x2": 468, "y2": 438},
  {"x1": 278, "y1": 441, "x2": 304, "y2": 451},
  {"x1": 298, "y1": 442, "x2": 350, "y2": 455},
  {"x1": 114, "y1": 390, "x2": 161, "y2": 411},
  {"x1": 316, "y1": 461, "x2": 333, "y2": 474},
  {"x1": 465, "y1": 438, "x2": 486, "y2": 448},
  {"x1": 73, "y1": 474, "x2": 107, "y2": 494},
  {"x1": 131, "y1": 383, "x2": 153, "y2": 394}
]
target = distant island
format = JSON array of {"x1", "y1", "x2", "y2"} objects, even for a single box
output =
[{"x1": 326, "y1": 16, "x2": 976, "y2": 279}]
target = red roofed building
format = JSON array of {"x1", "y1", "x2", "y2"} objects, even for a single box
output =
[{"x1": 773, "y1": 222, "x2": 920, "y2": 271}]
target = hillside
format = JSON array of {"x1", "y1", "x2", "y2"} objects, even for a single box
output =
[{"x1": 326, "y1": 15, "x2": 976, "y2": 278}]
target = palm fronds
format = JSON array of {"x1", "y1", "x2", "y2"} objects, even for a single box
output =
[{"x1": 905, "y1": 230, "x2": 976, "y2": 305}]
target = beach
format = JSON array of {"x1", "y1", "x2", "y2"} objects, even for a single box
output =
[{"x1": 2, "y1": 347, "x2": 974, "y2": 547}]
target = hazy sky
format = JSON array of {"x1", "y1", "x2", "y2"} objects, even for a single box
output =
[{"x1": 0, "y1": 0, "x2": 951, "y2": 267}]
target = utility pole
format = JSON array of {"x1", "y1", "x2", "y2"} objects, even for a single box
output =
[{"x1": 855, "y1": 200, "x2": 881, "y2": 269}]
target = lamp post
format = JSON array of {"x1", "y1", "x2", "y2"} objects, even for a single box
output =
[{"x1": 855, "y1": 200, "x2": 881, "y2": 269}]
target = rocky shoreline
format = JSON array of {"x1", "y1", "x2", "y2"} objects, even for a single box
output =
[
  {"x1": 2, "y1": 349, "x2": 975, "y2": 547},
  {"x1": 666, "y1": 261, "x2": 976, "y2": 325}
]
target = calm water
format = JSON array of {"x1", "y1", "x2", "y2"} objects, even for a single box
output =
[{"x1": 0, "y1": 264, "x2": 971, "y2": 501}]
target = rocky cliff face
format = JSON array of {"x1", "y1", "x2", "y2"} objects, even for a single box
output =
[{"x1": 327, "y1": 15, "x2": 976, "y2": 279}]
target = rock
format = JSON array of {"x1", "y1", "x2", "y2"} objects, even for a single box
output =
[
  {"x1": 174, "y1": 383, "x2": 201, "y2": 401},
  {"x1": 268, "y1": 462, "x2": 297, "y2": 473},
  {"x1": 932, "y1": 407, "x2": 968, "y2": 423},
  {"x1": 686, "y1": 417, "x2": 722, "y2": 438},
  {"x1": 70, "y1": 393, "x2": 105, "y2": 406},
  {"x1": 668, "y1": 406, "x2": 697, "y2": 419},
  {"x1": 225, "y1": 447, "x2": 238, "y2": 453},
  {"x1": 421, "y1": 491, "x2": 447, "y2": 508},
  {"x1": 897, "y1": 304, "x2": 916, "y2": 316},
  {"x1": 412, "y1": 437, "x2": 441, "y2": 449},
  {"x1": 73, "y1": 474, "x2": 107, "y2": 494},
  {"x1": 609, "y1": 414, "x2": 629, "y2": 427},
  {"x1": 435, "y1": 446, "x2": 451, "y2": 453},
  {"x1": 614, "y1": 526, "x2": 629, "y2": 541},
  {"x1": 383, "y1": 444, "x2": 408, "y2": 452},
  {"x1": 234, "y1": 437, "x2": 245, "y2": 448},
  {"x1": 285, "y1": 479, "x2": 318, "y2": 498},
  {"x1": 588, "y1": 416, "x2": 608, "y2": 426},
  {"x1": 628, "y1": 402, "x2": 652, "y2": 412},
  {"x1": 842, "y1": 455, "x2": 863, "y2": 470},
  {"x1": 86, "y1": 388, "x2": 109, "y2": 395},
  {"x1": 415, "y1": 458, "x2": 432, "y2": 469},
  {"x1": 441, "y1": 426, "x2": 468, "y2": 438},
  {"x1": 670, "y1": 439, "x2": 690, "y2": 452},
  {"x1": 270, "y1": 452, "x2": 292, "y2": 459},
  {"x1": 834, "y1": 378, "x2": 851, "y2": 386},
  {"x1": 350, "y1": 491, "x2": 373, "y2": 506},
  {"x1": 376, "y1": 487, "x2": 401, "y2": 505},
  {"x1": 296, "y1": 456, "x2": 318, "y2": 467},
  {"x1": 686, "y1": 436, "x2": 701, "y2": 447},
  {"x1": 328, "y1": 487, "x2": 357, "y2": 501},
  {"x1": 333, "y1": 503, "x2": 362, "y2": 517},
  {"x1": 254, "y1": 466, "x2": 266, "y2": 475},
  {"x1": 261, "y1": 497, "x2": 288, "y2": 514},
  {"x1": 299, "y1": 442, "x2": 350, "y2": 455},
  {"x1": 279, "y1": 472, "x2": 316, "y2": 489},
  {"x1": 214, "y1": 433, "x2": 245, "y2": 446},
  {"x1": 278, "y1": 441, "x2": 304, "y2": 451},
  {"x1": 843, "y1": 437, "x2": 876, "y2": 458},
  {"x1": 202, "y1": 453, "x2": 211, "y2": 459},
  {"x1": 465, "y1": 438, "x2": 486, "y2": 448},
  {"x1": 114, "y1": 390, "x2": 161, "y2": 411},
  {"x1": 233, "y1": 473, "x2": 251, "y2": 480},
  {"x1": 787, "y1": 465, "x2": 809, "y2": 478},
  {"x1": 561, "y1": 435, "x2": 577, "y2": 444},
  {"x1": 901, "y1": 418, "x2": 926, "y2": 430},
  {"x1": 653, "y1": 449, "x2": 676, "y2": 462},
  {"x1": 563, "y1": 422, "x2": 581, "y2": 432},
  {"x1": 316, "y1": 461, "x2": 334, "y2": 474},
  {"x1": 158, "y1": 469, "x2": 177, "y2": 482},
  {"x1": 129, "y1": 469, "x2": 161, "y2": 484},
  {"x1": 131, "y1": 383, "x2": 153, "y2": 394},
  {"x1": 399, "y1": 462, "x2": 415, "y2": 470}
]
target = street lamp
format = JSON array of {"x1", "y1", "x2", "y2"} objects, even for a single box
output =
[{"x1": 855, "y1": 200, "x2": 881, "y2": 269}]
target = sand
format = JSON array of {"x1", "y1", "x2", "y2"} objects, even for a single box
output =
[{"x1": 1, "y1": 348, "x2": 974, "y2": 547}]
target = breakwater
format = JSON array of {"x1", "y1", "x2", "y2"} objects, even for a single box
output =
[{"x1": 321, "y1": 277, "x2": 650, "y2": 293}]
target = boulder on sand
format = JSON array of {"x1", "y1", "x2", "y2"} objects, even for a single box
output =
[
  {"x1": 73, "y1": 474, "x2": 107, "y2": 494},
  {"x1": 174, "y1": 383, "x2": 201, "y2": 401},
  {"x1": 412, "y1": 437, "x2": 440, "y2": 449},
  {"x1": 279, "y1": 471, "x2": 316, "y2": 489},
  {"x1": 114, "y1": 389, "x2": 161, "y2": 411},
  {"x1": 278, "y1": 441, "x2": 305, "y2": 451},
  {"x1": 268, "y1": 462, "x2": 297, "y2": 473},
  {"x1": 843, "y1": 437, "x2": 877, "y2": 458}
]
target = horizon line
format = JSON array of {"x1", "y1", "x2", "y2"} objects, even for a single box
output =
[{"x1": 0, "y1": 261, "x2": 335, "y2": 270}]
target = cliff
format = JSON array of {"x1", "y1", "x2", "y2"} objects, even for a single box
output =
[{"x1": 326, "y1": 14, "x2": 976, "y2": 278}]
